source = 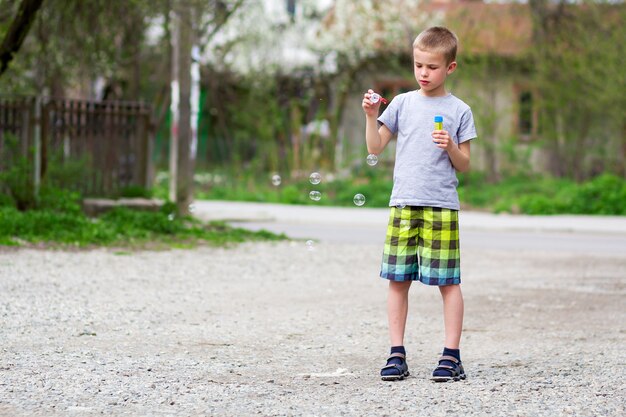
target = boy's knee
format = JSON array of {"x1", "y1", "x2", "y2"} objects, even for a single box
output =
[
  {"x1": 389, "y1": 280, "x2": 412, "y2": 292},
  {"x1": 439, "y1": 283, "x2": 462, "y2": 295}
]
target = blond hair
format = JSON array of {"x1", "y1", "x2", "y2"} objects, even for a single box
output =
[{"x1": 413, "y1": 27, "x2": 458, "y2": 64}]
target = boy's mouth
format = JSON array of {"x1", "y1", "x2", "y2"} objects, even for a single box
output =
[{"x1": 419, "y1": 80, "x2": 430, "y2": 86}]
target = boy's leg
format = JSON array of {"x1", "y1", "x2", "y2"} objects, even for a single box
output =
[
  {"x1": 379, "y1": 206, "x2": 418, "y2": 380},
  {"x1": 381, "y1": 280, "x2": 412, "y2": 380},
  {"x1": 439, "y1": 284, "x2": 464, "y2": 349},
  {"x1": 415, "y1": 207, "x2": 465, "y2": 381},
  {"x1": 388, "y1": 280, "x2": 412, "y2": 346},
  {"x1": 431, "y1": 283, "x2": 466, "y2": 382}
]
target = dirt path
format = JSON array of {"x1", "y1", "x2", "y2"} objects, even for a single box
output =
[{"x1": 1, "y1": 242, "x2": 625, "y2": 416}]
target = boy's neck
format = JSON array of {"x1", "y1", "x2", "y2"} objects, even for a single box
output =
[{"x1": 418, "y1": 87, "x2": 449, "y2": 98}]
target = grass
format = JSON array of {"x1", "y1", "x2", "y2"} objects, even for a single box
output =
[
  {"x1": 154, "y1": 168, "x2": 394, "y2": 208},
  {"x1": 458, "y1": 172, "x2": 626, "y2": 215},
  {"x1": 153, "y1": 169, "x2": 626, "y2": 216},
  {"x1": 0, "y1": 189, "x2": 286, "y2": 249},
  {"x1": 3, "y1": 169, "x2": 624, "y2": 250}
]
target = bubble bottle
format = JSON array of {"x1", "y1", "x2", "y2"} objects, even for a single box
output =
[{"x1": 434, "y1": 115, "x2": 443, "y2": 130}]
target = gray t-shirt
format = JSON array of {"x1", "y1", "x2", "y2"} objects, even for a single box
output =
[{"x1": 377, "y1": 91, "x2": 477, "y2": 210}]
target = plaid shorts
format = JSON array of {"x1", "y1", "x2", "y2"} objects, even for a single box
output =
[{"x1": 380, "y1": 206, "x2": 461, "y2": 286}]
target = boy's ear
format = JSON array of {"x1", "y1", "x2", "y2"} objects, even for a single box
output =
[{"x1": 447, "y1": 61, "x2": 457, "y2": 75}]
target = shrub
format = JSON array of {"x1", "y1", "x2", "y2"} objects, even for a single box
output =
[
  {"x1": 119, "y1": 185, "x2": 153, "y2": 198},
  {"x1": 37, "y1": 187, "x2": 83, "y2": 214},
  {"x1": 0, "y1": 154, "x2": 36, "y2": 210},
  {"x1": 568, "y1": 174, "x2": 626, "y2": 215}
]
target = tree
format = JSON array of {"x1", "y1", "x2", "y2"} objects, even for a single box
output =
[
  {"x1": 0, "y1": 0, "x2": 164, "y2": 96},
  {"x1": 0, "y1": 0, "x2": 44, "y2": 77},
  {"x1": 0, "y1": 0, "x2": 251, "y2": 208},
  {"x1": 529, "y1": 1, "x2": 626, "y2": 179},
  {"x1": 167, "y1": 0, "x2": 245, "y2": 212},
  {"x1": 169, "y1": 0, "x2": 196, "y2": 213},
  {"x1": 197, "y1": 0, "x2": 431, "y2": 174},
  {"x1": 314, "y1": 1, "x2": 430, "y2": 170}
]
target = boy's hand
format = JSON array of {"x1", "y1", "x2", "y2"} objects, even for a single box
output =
[
  {"x1": 432, "y1": 129, "x2": 454, "y2": 151},
  {"x1": 362, "y1": 89, "x2": 381, "y2": 117}
]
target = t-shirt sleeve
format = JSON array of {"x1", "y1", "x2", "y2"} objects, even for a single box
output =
[
  {"x1": 377, "y1": 96, "x2": 400, "y2": 134},
  {"x1": 457, "y1": 108, "x2": 477, "y2": 143}
]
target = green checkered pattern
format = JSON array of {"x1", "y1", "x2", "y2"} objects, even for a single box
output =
[{"x1": 380, "y1": 206, "x2": 461, "y2": 285}]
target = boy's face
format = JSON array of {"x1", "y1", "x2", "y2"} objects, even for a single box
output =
[{"x1": 413, "y1": 48, "x2": 457, "y2": 97}]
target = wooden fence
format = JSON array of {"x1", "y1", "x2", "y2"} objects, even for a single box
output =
[{"x1": 0, "y1": 96, "x2": 154, "y2": 197}]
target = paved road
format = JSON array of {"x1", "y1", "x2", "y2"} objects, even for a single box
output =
[
  {"x1": 194, "y1": 200, "x2": 626, "y2": 255},
  {"x1": 228, "y1": 221, "x2": 626, "y2": 255}
]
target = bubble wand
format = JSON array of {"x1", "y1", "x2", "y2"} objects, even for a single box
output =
[{"x1": 370, "y1": 92, "x2": 388, "y2": 105}]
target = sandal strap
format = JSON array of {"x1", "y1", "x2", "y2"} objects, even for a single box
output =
[
  {"x1": 388, "y1": 352, "x2": 406, "y2": 360},
  {"x1": 438, "y1": 355, "x2": 459, "y2": 363},
  {"x1": 381, "y1": 364, "x2": 404, "y2": 371}
]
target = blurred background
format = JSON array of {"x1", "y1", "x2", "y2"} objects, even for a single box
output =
[{"x1": 1, "y1": 0, "x2": 625, "y2": 217}]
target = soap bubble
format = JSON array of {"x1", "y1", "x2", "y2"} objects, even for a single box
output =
[
  {"x1": 353, "y1": 193, "x2": 366, "y2": 206},
  {"x1": 305, "y1": 240, "x2": 315, "y2": 251},
  {"x1": 167, "y1": 213, "x2": 175, "y2": 221},
  {"x1": 188, "y1": 203, "x2": 196, "y2": 213},
  {"x1": 366, "y1": 154, "x2": 378, "y2": 166},
  {"x1": 309, "y1": 172, "x2": 321, "y2": 185},
  {"x1": 400, "y1": 219, "x2": 410, "y2": 229},
  {"x1": 271, "y1": 174, "x2": 281, "y2": 186},
  {"x1": 309, "y1": 191, "x2": 322, "y2": 201}
]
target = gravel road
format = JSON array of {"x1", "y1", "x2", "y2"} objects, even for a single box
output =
[{"x1": 1, "y1": 241, "x2": 625, "y2": 416}]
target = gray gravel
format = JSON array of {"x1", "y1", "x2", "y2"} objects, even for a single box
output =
[{"x1": 1, "y1": 242, "x2": 625, "y2": 416}]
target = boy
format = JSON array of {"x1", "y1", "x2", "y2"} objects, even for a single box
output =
[{"x1": 362, "y1": 26, "x2": 477, "y2": 382}]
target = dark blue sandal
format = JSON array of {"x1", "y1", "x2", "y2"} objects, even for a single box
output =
[
  {"x1": 380, "y1": 352, "x2": 410, "y2": 381},
  {"x1": 431, "y1": 354, "x2": 466, "y2": 382}
]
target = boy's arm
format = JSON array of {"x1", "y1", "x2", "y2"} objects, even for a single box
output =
[
  {"x1": 363, "y1": 89, "x2": 393, "y2": 154},
  {"x1": 448, "y1": 141, "x2": 471, "y2": 172},
  {"x1": 365, "y1": 116, "x2": 393, "y2": 155}
]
